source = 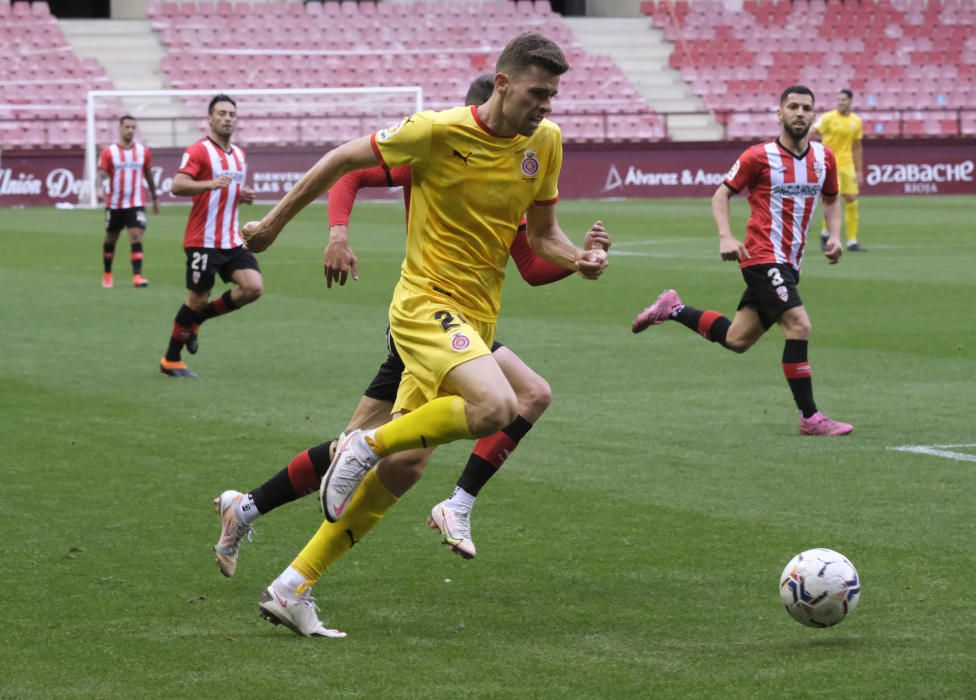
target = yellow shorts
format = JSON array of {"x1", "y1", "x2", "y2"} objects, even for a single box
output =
[
  {"x1": 838, "y1": 167, "x2": 859, "y2": 197},
  {"x1": 389, "y1": 280, "x2": 495, "y2": 414}
]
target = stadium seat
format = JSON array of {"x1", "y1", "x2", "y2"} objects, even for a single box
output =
[
  {"x1": 655, "y1": 0, "x2": 973, "y2": 139},
  {"x1": 146, "y1": 0, "x2": 658, "y2": 145}
]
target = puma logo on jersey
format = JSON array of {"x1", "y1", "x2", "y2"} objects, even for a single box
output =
[{"x1": 452, "y1": 149, "x2": 473, "y2": 165}]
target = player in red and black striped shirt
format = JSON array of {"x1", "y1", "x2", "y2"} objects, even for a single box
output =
[
  {"x1": 96, "y1": 115, "x2": 158, "y2": 288},
  {"x1": 632, "y1": 86, "x2": 853, "y2": 436},
  {"x1": 159, "y1": 94, "x2": 259, "y2": 378}
]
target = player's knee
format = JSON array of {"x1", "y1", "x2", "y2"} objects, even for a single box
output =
[
  {"x1": 518, "y1": 374, "x2": 552, "y2": 421},
  {"x1": 783, "y1": 319, "x2": 811, "y2": 340},
  {"x1": 239, "y1": 281, "x2": 263, "y2": 303},
  {"x1": 468, "y1": 392, "x2": 518, "y2": 437}
]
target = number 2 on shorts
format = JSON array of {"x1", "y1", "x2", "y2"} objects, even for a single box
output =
[{"x1": 434, "y1": 310, "x2": 465, "y2": 332}]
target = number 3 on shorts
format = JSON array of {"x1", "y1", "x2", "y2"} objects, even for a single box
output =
[
  {"x1": 767, "y1": 267, "x2": 784, "y2": 286},
  {"x1": 191, "y1": 251, "x2": 209, "y2": 271}
]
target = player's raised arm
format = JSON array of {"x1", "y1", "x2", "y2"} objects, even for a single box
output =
[
  {"x1": 243, "y1": 135, "x2": 379, "y2": 253},
  {"x1": 525, "y1": 205, "x2": 607, "y2": 280}
]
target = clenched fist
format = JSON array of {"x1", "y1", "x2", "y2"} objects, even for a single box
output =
[{"x1": 241, "y1": 220, "x2": 278, "y2": 253}]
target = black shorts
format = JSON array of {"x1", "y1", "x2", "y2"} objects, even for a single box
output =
[
  {"x1": 737, "y1": 263, "x2": 803, "y2": 330},
  {"x1": 184, "y1": 246, "x2": 260, "y2": 293},
  {"x1": 105, "y1": 207, "x2": 147, "y2": 233},
  {"x1": 362, "y1": 328, "x2": 505, "y2": 404}
]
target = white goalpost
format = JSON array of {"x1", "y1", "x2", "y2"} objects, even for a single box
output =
[{"x1": 83, "y1": 86, "x2": 424, "y2": 208}]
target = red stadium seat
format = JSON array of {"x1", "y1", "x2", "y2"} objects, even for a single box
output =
[{"x1": 142, "y1": 0, "x2": 661, "y2": 146}]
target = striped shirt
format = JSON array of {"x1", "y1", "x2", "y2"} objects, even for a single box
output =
[
  {"x1": 178, "y1": 137, "x2": 247, "y2": 249},
  {"x1": 98, "y1": 142, "x2": 152, "y2": 210},
  {"x1": 723, "y1": 139, "x2": 838, "y2": 271}
]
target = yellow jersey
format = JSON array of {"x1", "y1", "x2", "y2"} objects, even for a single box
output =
[
  {"x1": 815, "y1": 110, "x2": 862, "y2": 170},
  {"x1": 370, "y1": 105, "x2": 562, "y2": 322}
]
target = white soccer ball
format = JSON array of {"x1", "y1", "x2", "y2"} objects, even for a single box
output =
[{"x1": 779, "y1": 548, "x2": 861, "y2": 628}]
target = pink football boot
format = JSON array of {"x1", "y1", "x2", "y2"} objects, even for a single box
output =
[
  {"x1": 632, "y1": 289, "x2": 683, "y2": 333},
  {"x1": 799, "y1": 412, "x2": 853, "y2": 436}
]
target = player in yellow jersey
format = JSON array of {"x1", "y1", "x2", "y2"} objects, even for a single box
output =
[
  {"x1": 814, "y1": 89, "x2": 865, "y2": 251},
  {"x1": 241, "y1": 32, "x2": 609, "y2": 637}
]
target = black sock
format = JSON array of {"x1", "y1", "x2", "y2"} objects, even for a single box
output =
[
  {"x1": 131, "y1": 242, "x2": 143, "y2": 275},
  {"x1": 199, "y1": 290, "x2": 239, "y2": 322},
  {"x1": 783, "y1": 339, "x2": 817, "y2": 418},
  {"x1": 103, "y1": 241, "x2": 115, "y2": 273},
  {"x1": 250, "y1": 438, "x2": 336, "y2": 514},
  {"x1": 673, "y1": 306, "x2": 732, "y2": 348},
  {"x1": 165, "y1": 305, "x2": 201, "y2": 361},
  {"x1": 456, "y1": 415, "x2": 533, "y2": 496},
  {"x1": 306, "y1": 440, "x2": 334, "y2": 479}
]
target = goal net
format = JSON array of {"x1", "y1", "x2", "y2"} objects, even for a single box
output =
[{"x1": 83, "y1": 86, "x2": 423, "y2": 208}]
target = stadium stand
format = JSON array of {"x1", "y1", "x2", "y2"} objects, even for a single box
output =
[
  {"x1": 642, "y1": 0, "x2": 976, "y2": 138},
  {"x1": 0, "y1": 1, "x2": 123, "y2": 148},
  {"x1": 149, "y1": 0, "x2": 664, "y2": 146},
  {"x1": 4, "y1": 0, "x2": 973, "y2": 149}
]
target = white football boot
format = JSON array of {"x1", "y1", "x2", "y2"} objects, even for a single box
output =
[
  {"x1": 320, "y1": 429, "x2": 379, "y2": 522},
  {"x1": 213, "y1": 490, "x2": 254, "y2": 577},
  {"x1": 258, "y1": 581, "x2": 346, "y2": 638},
  {"x1": 427, "y1": 500, "x2": 477, "y2": 560}
]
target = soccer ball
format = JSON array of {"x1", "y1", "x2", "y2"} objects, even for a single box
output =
[{"x1": 779, "y1": 548, "x2": 861, "y2": 628}]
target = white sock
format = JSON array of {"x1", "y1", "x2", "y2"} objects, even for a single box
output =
[
  {"x1": 235, "y1": 492, "x2": 261, "y2": 525},
  {"x1": 448, "y1": 486, "x2": 476, "y2": 511},
  {"x1": 276, "y1": 565, "x2": 309, "y2": 595}
]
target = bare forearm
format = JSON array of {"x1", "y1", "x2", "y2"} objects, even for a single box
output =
[
  {"x1": 526, "y1": 225, "x2": 579, "y2": 270},
  {"x1": 711, "y1": 188, "x2": 735, "y2": 239},
  {"x1": 823, "y1": 199, "x2": 841, "y2": 237},
  {"x1": 171, "y1": 177, "x2": 213, "y2": 196},
  {"x1": 262, "y1": 138, "x2": 376, "y2": 234},
  {"x1": 144, "y1": 170, "x2": 158, "y2": 199},
  {"x1": 262, "y1": 151, "x2": 346, "y2": 233},
  {"x1": 853, "y1": 143, "x2": 863, "y2": 177}
]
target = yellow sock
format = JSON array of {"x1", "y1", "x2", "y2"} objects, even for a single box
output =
[
  {"x1": 844, "y1": 200, "x2": 859, "y2": 244},
  {"x1": 290, "y1": 468, "x2": 397, "y2": 589},
  {"x1": 370, "y1": 395, "x2": 472, "y2": 456}
]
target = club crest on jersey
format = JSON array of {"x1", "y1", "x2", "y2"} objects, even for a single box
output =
[
  {"x1": 776, "y1": 285, "x2": 789, "y2": 302},
  {"x1": 451, "y1": 332, "x2": 471, "y2": 351},
  {"x1": 520, "y1": 150, "x2": 540, "y2": 177}
]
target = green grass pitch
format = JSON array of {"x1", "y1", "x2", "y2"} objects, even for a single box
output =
[{"x1": 1, "y1": 195, "x2": 974, "y2": 698}]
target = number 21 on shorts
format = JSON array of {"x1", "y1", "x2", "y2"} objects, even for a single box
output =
[{"x1": 191, "y1": 251, "x2": 209, "y2": 271}]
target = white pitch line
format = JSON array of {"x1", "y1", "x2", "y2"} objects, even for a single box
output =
[{"x1": 889, "y1": 444, "x2": 976, "y2": 463}]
